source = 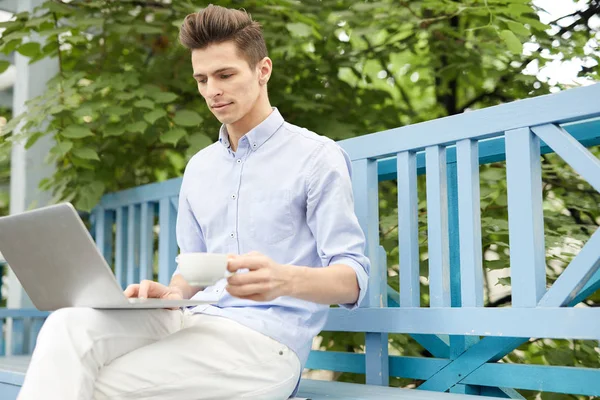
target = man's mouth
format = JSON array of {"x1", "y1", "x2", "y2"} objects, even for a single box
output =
[{"x1": 212, "y1": 102, "x2": 233, "y2": 110}]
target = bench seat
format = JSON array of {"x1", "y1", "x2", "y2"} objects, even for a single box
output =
[
  {"x1": 0, "y1": 356, "x2": 497, "y2": 400},
  {"x1": 296, "y1": 379, "x2": 499, "y2": 400}
]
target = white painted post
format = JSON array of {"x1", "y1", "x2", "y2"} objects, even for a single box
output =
[{"x1": 6, "y1": 0, "x2": 59, "y2": 353}]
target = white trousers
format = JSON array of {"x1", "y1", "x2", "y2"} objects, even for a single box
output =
[{"x1": 18, "y1": 307, "x2": 301, "y2": 400}]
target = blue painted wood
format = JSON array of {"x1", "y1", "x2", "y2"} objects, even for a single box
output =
[
  {"x1": 100, "y1": 177, "x2": 182, "y2": 209},
  {"x1": 338, "y1": 83, "x2": 600, "y2": 160},
  {"x1": 27, "y1": 319, "x2": 44, "y2": 355},
  {"x1": 419, "y1": 337, "x2": 527, "y2": 392},
  {"x1": 539, "y1": 227, "x2": 600, "y2": 307},
  {"x1": 426, "y1": 145, "x2": 451, "y2": 308},
  {"x1": 478, "y1": 387, "x2": 524, "y2": 399},
  {"x1": 505, "y1": 128, "x2": 546, "y2": 307},
  {"x1": 365, "y1": 247, "x2": 389, "y2": 386},
  {"x1": 351, "y1": 159, "x2": 388, "y2": 385},
  {"x1": 139, "y1": 202, "x2": 155, "y2": 282},
  {"x1": 387, "y1": 285, "x2": 451, "y2": 358},
  {"x1": 532, "y1": 123, "x2": 600, "y2": 193},
  {"x1": 570, "y1": 267, "x2": 600, "y2": 305},
  {"x1": 297, "y1": 378, "x2": 502, "y2": 400},
  {"x1": 170, "y1": 196, "x2": 178, "y2": 212},
  {"x1": 0, "y1": 310, "x2": 49, "y2": 318},
  {"x1": 412, "y1": 334, "x2": 451, "y2": 359},
  {"x1": 0, "y1": 383, "x2": 20, "y2": 399},
  {"x1": 456, "y1": 140, "x2": 484, "y2": 307},
  {"x1": 464, "y1": 363, "x2": 600, "y2": 396},
  {"x1": 158, "y1": 198, "x2": 178, "y2": 286},
  {"x1": 10, "y1": 320, "x2": 24, "y2": 356},
  {"x1": 447, "y1": 161, "x2": 480, "y2": 364},
  {"x1": 351, "y1": 159, "x2": 381, "y2": 307},
  {"x1": 377, "y1": 118, "x2": 600, "y2": 182},
  {"x1": 0, "y1": 319, "x2": 4, "y2": 356},
  {"x1": 447, "y1": 162, "x2": 461, "y2": 309},
  {"x1": 397, "y1": 151, "x2": 420, "y2": 307},
  {"x1": 450, "y1": 385, "x2": 480, "y2": 396},
  {"x1": 115, "y1": 207, "x2": 128, "y2": 289},
  {"x1": 93, "y1": 207, "x2": 114, "y2": 265},
  {"x1": 324, "y1": 308, "x2": 600, "y2": 338},
  {"x1": 126, "y1": 205, "x2": 141, "y2": 286}
]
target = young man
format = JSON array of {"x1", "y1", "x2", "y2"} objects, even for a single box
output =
[{"x1": 18, "y1": 5, "x2": 369, "y2": 400}]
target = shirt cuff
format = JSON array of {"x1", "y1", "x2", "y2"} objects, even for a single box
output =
[{"x1": 329, "y1": 256, "x2": 369, "y2": 310}]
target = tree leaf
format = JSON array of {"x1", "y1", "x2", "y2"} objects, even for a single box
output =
[
  {"x1": 144, "y1": 109, "x2": 167, "y2": 124},
  {"x1": 72, "y1": 147, "x2": 100, "y2": 161},
  {"x1": 152, "y1": 91, "x2": 178, "y2": 103},
  {"x1": 50, "y1": 141, "x2": 73, "y2": 157},
  {"x1": 173, "y1": 110, "x2": 203, "y2": 127},
  {"x1": 0, "y1": 60, "x2": 10, "y2": 74},
  {"x1": 61, "y1": 125, "x2": 94, "y2": 139},
  {"x1": 499, "y1": 30, "x2": 523, "y2": 54},
  {"x1": 133, "y1": 25, "x2": 163, "y2": 34},
  {"x1": 160, "y1": 128, "x2": 187, "y2": 145},
  {"x1": 45, "y1": 1, "x2": 73, "y2": 14},
  {"x1": 496, "y1": 277, "x2": 511, "y2": 286},
  {"x1": 106, "y1": 106, "x2": 129, "y2": 117},
  {"x1": 186, "y1": 133, "x2": 212, "y2": 157},
  {"x1": 103, "y1": 125, "x2": 126, "y2": 137},
  {"x1": 286, "y1": 22, "x2": 312, "y2": 38},
  {"x1": 125, "y1": 121, "x2": 148, "y2": 133},
  {"x1": 16, "y1": 42, "x2": 41, "y2": 57},
  {"x1": 134, "y1": 99, "x2": 155, "y2": 109},
  {"x1": 505, "y1": 20, "x2": 531, "y2": 37}
]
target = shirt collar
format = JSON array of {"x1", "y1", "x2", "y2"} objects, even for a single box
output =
[{"x1": 218, "y1": 108, "x2": 284, "y2": 152}]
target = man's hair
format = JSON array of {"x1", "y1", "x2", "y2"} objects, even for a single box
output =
[{"x1": 179, "y1": 5, "x2": 268, "y2": 67}]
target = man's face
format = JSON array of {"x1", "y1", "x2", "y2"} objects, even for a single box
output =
[{"x1": 191, "y1": 41, "x2": 262, "y2": 126}]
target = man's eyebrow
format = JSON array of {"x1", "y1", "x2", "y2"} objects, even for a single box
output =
[{"x1": 193, "y1": 67, "x2": 236, "y2": 78}]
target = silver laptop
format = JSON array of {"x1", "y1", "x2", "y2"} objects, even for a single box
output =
[{"x1": 0, "y1": 203, "x2": 216, "y2": 310}]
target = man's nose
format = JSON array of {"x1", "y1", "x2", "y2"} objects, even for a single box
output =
[{"x1": 205, "y1": 80, "x2": 223, "y2": 98}]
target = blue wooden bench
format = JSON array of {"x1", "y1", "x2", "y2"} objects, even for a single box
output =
[{"x1": 1, "y1": 84, "x2": 600, "y2": 399}]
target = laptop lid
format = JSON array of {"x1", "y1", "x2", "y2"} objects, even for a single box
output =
[{"x1": 0, "y1": 203, "x2": 128, "y2": 311}]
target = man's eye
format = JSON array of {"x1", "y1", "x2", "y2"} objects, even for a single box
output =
[
  {"x1": 198, "y1": 79, "x2": 207, "y2": 84},
  {"x1": 221, "y1": 74, "x2": 232, "y2": 79}
]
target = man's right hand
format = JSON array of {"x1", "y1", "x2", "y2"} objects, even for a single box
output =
[{"x1": 124, "y1": 280, "x2": 185, "y2": 301}]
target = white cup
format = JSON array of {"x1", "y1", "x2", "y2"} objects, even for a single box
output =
[{"x1": 176, "y1": 253, "x2": 231, "y2": 287}]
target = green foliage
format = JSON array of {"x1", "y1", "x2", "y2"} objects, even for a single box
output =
[{"x1": 0, "y1": 0, "x2": 599, "y2": 397}]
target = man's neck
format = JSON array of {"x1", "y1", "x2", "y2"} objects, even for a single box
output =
[{"x1": 227, "y1": 97, "x2": 272, "y2": 152}]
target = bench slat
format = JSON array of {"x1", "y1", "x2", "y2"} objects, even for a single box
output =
[{"x1": 297, "y1": 379, "x2": 500, "y2": 400}]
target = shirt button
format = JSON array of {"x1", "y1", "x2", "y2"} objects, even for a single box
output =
[
  {"x1": 230, "y1": 232, "x2": 235, "y2": 238},
  {"x1": 236, "y1": 159, "x2": 242, "y2": 164},
  {"x1": 252, "y1": 143, "x2": 257, "y2": 148},
  {"x1": 231, "y1": 194, "x2": 237, "y2": 200}
]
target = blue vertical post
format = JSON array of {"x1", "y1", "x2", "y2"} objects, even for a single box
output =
[
  {"x1": 456, "y1": 139, "x2": 484, "y2": 307},
  {"x1": 127, "y1": 204, "x2": 141, "y2": 285},
  {"x1": 352, "y1": 158, "x2": 388, "y2": 386},
  {"x1": 506, "y1": 128, "x2": 546, "y2": 307},
  {"x1": 397, "y1": 151, "x2": 420, "y2": 307},
  {"x1": 115, "y1": 207, "x2": 128, "y2": 289},
  {"x1": 159, "y1": 198, "x2": 178, "y2": 285},
  {"x1": 447, "y1": 160, "x2": 480, "y2": 394},
  {"x1": 140, "y1": 202, "x2": 155, "y2": 281},
  {"x1": 426, "y1": 145, "x2": 451, "y2": 307},
  {"x1": 94, "y1": 207, "x2": 114, "y2": 266}
]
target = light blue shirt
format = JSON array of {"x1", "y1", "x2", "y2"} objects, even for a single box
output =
[{"x1": 175, "y1": 108, "x2": 370, "y2": 386}]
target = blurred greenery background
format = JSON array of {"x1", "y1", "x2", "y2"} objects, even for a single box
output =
[{"x1": 0, "y1": 0, "x2": 599, "y2": 398}]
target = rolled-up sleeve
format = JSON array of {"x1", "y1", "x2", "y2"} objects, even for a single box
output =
[{"x1": 306, "y1": 141, "x2": 370, "y2": 310}]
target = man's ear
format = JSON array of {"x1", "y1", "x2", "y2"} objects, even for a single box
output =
[{"x1": 258, "y1": 56, "x2": 272, "y2": 85}]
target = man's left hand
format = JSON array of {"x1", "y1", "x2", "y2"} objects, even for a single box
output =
[{"x1": 226, "y1": 251, "x2": 294, "y2": 302}]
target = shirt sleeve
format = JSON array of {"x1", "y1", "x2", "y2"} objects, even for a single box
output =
[
  {"x1": 305, "y1": 141, "x2": 370, "y2": 310},
  {"x1": 174, "y1": 167, "x2": 207, "y2": 276}
]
